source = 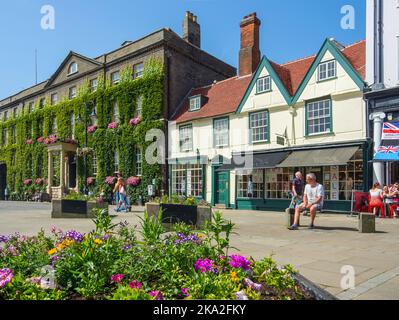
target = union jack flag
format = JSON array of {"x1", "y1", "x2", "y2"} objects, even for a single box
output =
[
  {"x1": 383, "y1": 122, "x2": 399, "y2": 137},
  {"x1": 378, "y1": 146, "x2": 399, "y2": 154}
]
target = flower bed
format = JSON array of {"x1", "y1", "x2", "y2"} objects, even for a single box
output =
[{"x1": 0, "y1": 210, "x2": 315, "y2": 300}]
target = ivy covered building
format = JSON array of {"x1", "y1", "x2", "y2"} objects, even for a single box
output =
[{"x1": 0, "y1": 12, "x2": 235, "y2": 202}]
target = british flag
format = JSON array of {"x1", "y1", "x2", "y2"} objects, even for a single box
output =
[
  {"x1": 382, "y1": 122, "x2": 399, "y2": 139},
  {"x1": 378, "y1": 146, "x2": 399, "y2": 154}
]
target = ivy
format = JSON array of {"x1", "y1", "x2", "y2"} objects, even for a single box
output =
[{"x1": 0, "y1": 58, "x2": 164, "y2": 203}]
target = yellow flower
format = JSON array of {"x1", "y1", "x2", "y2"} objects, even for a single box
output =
[
  {"x1": 230, "y1": 271, "x2": 239, "y2": 282},
  {"x1": 94, "y1": 238, "x2": 103, "y2": 245},
  {"x1": 63, "y1": 239, "x2": 75, "y2": 247},
  {"x1": 48, "y1": 248, "x2": 57, "y2": 255},
  {"x1": 57, "y1": 244, "x2": 65, "y2": 251},
  {"x1": 197, "y1": 234, "x2": 206, "y2": 239}
]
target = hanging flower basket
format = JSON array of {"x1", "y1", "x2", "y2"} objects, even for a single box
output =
[
  {"x1": 37, "y1": 137, "x2": 45, "y2": 144},
  {"x1": 88, "y1": 125, "x2": 97, "y2": 134},
  {"x1": 76, "y1": 147, "x2": 94, "y2": 157},
  {"x1": 127, "y1": 176, "x2": 141, "y2": 187},
  {"x1": 129, "y1": 117, "x2": 141, "y2": 126},
  {"x1": 44, "y1": 135, "x2": 58, "y2": 145},
  {"x1": 64, "y1": 138, "x2": 77, "y2": 145},
  {"x1": 87, "y1": 177, "x2": 95, "y2": 186},
  {"x1": 23, "y1": 179, "x2": 33, "y2": 186},
  {"x1": 35, "y1": 178, "x2": 44, "y2": 186},
  {"x1": 26, "y1": 139, "x2": 33, "y2": 145},
  {"x1": 105, "y1": 176, "x2": 117, "y2": 185},
  {"x1": 108, "y1": 122, "x2": 118, "y2": 130}
]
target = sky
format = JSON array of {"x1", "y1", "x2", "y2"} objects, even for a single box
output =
[{"x1": 0, "y1": 0, "x2": 366, "y2": 100}]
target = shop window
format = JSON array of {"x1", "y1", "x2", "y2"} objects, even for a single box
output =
[
  {"x1": 265, "y1": 168, "x2": 295, "y2": 199},
  {"x1": 237, "y1": 169, "x2": 264, "y2": 199},
  {"x1": 171, "y1": 164, "x2": 203, "y2": 197}
]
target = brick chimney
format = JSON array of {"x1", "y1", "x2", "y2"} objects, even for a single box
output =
[
  {"x1": 239, "y1": 13, "x2": 261, "y2": 76},
  {"x1": 183, "y1": 11, "x2": 201, "y2": 48}
]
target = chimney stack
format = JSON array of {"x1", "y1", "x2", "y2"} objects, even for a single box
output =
[
  {"x1": 239, "y1": 13, "x2": 261, "y2": 76},
  {"x1": 183, "y1": 11, "x2": 201, "y2": 48}
]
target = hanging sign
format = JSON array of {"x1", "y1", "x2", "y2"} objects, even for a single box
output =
[{"x1": 382, "y1": 122, "x2": 399, "y2": 140}]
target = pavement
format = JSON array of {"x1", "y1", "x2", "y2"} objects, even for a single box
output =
[{"x1": 1, "y1": 200, "x2": 399, "y2": 300}]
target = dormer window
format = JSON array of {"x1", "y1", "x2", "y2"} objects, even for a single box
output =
[
  {"x1": 318, "y1": 60, "x2": 336, "y2": 81},
  {"x1": 256, "y1": 76, "x2": 271, "y2": 94},
  {"x1": 68, "y1": 62, "x2": 78, "y2": 75},
  {"x1": 189, "y1": 95, "x2": 201, "y2": 111}
]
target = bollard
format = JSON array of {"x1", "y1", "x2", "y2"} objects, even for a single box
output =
[
  {"x1": 285, "y1": 208, "x2": 296, "y2": 228},
  {"x1": 359, "y1": 212, "x2": 375, "y2": 233}
]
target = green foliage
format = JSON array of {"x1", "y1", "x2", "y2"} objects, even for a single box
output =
[
  {"x1": 109, "y1": 286, "x2": 153, "y2": 300},
  {"x1": 0, "y1": 59, "x2": 164, "y2": 204},
  {"x1": 138, "y1": 210, "x2": 165, "y2": 245}
]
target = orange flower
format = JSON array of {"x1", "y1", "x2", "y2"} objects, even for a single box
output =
[
  {"x1": 230, "y1": 271, "x2": 239, "y2": 282},
  {"x1": 48, "y1": 248, "x2": 57, "y2": 255},
  {"x1": 94, "y1": 238, "x2": 103, "y2": 245}
]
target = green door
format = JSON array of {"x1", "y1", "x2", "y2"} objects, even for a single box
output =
[{"x1": 216, "y1": 171, "x2": 229, "y2": 206}]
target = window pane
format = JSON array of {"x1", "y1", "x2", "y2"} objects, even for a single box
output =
[{"x1": 250, "y1": 111, "x2": 269, "y2": 142}]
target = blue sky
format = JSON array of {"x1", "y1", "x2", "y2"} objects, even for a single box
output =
[{"x1": 0, "y1": 0, "x2": 365, "y2": 99}]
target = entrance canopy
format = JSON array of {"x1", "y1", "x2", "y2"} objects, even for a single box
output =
[
  {"x1": 216, "y1": 151, "x2": 290, "y2": 172},
  {"x1": 373, "y1": 140, "x2": 399, "y2": 162},
  {"x1": 277, "y1": 146, "x2": 359, "y2": 168}
]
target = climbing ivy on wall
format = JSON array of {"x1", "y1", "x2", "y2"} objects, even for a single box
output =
[{"x1": 0, "y1": 58, "x2": 165, "y2": 203}]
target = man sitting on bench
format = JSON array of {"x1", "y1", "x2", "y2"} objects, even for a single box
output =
[{"x1": 289, "y1": 173, "x2": 325, "y2": 230}]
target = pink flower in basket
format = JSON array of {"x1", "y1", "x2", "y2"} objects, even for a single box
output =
[
  {"x1": 45, "y1": 135, "x2": 57, "y2": 145},
  {"x1": 108, "y1": 122, "x2": 118, "y2": 129},
  {"x1": 23, "y1": 179, "x2": 33, "y2": 186},
  {"x1": 87, "y1": 177, "x2": 95, "y2": 186},
  {"x1": 127, "y1": 176, "x2": 141, "y2": 187},
  {"x1": 88, "y1": 125, "x2": 97, "y2": 134},
  {"x1": 105, "y1": 176, "x2": 117, "y2": 185},
  {"x1": 129, "y1": 117, "x2": 141, "y2": 126},
  {"x1": 35, "y1": 178, "x2": 44, "y2": 186},
  {"x1": 26, "y1": 139, "x2": 33, "y2": 145},
  {"x1": 37, "y1": 137, "x2": 45, "y2": 144}
]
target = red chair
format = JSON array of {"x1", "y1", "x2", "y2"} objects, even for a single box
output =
[
  {"x1": 369, "y1": 195, "x2": 385, "y2": 218},
  {"x1": 389, "y1": 204, "x2": 398, "y2": 219}
]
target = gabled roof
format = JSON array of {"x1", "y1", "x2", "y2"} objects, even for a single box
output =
[
  {"x1": 45, "y1": 51, "x2": 103, "y2": 88},
  {"x1": 173, "y1": 75, "x2": 252, "y2": 124}
]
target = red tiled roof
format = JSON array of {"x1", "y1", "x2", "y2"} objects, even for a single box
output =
[
  {"x1": 173, "y1": 39, "x2": 365, "y2": 123},
  {"x1": 173, "y1": 75, "x2": 252, "y2": 124}
]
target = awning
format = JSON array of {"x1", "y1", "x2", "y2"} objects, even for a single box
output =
[
  {"x1": 277, "y1": 146, "x2": 359, "y2": 167},
  {"x1": 373, "y1": 140, "x2": 399, "y2": 162},
  {"x1": 168, "y1": 156, "x2": 208, "y2": 165},
  {"x1": 216, "y1": 151, "x2": 290, "y2": 171}
]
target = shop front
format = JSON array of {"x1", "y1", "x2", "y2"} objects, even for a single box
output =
[{"x1": 223, "y1": 142, "x2": 370, "y2": 212}]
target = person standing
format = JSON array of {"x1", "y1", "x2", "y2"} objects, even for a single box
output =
[
  {"x1": 289, "y1": 173, "x2": 324, "y2": 230},
  {"x1": 247, "y1": 177, "x2": 254, "y2": 198},
  {"x1": 4, "y1": 187, "x2": 8, "y2": 201},
  {"x1": 290, "y1": 172, "x2": 304, "y2": 209},
  {"x1": 369, "y1": 183, "x2": 384, "y2": 217}
]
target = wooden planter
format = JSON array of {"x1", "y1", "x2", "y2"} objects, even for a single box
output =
[
  {"x1": 52, "y1": 199, "x2": 108, "y2": 219},
  {"x1": 146, "y1": 203, "x2": 212, "y2": 230}
]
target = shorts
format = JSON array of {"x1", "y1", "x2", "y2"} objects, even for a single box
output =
[{"x1": 300, "y1": 203, "x2": 322, "y2": 212}]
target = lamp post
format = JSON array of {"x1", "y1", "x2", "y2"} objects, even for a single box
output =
[{"x1": 77, "y1": 101, "x2": 96, "y2": 195}]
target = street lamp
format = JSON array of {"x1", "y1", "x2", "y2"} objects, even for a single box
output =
[{"x1": 77, "y1": 100, "x2": 97, "y2": 195}]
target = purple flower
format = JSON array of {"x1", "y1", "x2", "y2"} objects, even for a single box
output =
[
  {"x1": 65, "y1": 230, "x2": 84, "y2": 243},
  {"x1": 243, "y1": 278, "x2": 263, "y2": 292},
  {"x1": 149, "y1": 291, "x2": 164, "y2": 300},
  {"x1": 123, "y1": 244, "x2": 133, "y2": 251},
  {"x1": 0, "y1": 235, "x2": 10, "y2": 243},
  {"x1": 129, "y1": 280, "x2": 142, "y2": 289},
  {"x1": 111, "y1": 274, "x2": 125, "y2": 283},
  {"x1": 234, "y1": 290, "x2": 249, "y2": 300},
  {"x1": 194, "y1": 258, "x2": 214, "y2": 273},
  {"x1": 174, "y1": 233, "x2": 201, "y2": 245},
  {"x1": 229, "y1": 255, "x2": 251, "y2": 271},
  {"x1": 0, "y1": 268, "x2": 14, "y2": 288},
  {"x1": 26, "y1": 276, "x2": 41, "y2": 285},
  {"x1": 51, "y1": 255, "x2": 60, "y2": 266},
  {"x1": 181, "y1": 288, "x2": 190, "y2": 297},
  {"x1": 7, "y1": 246, "x2": 18, "y2": 256}
]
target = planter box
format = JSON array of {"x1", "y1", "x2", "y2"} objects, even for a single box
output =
[
  {"x1": 146, "y1": 203, "x2": 212, "y2": 230},
  {"x1": 52, "y1": 199, "x2": 108, "y2": 219},
  {"x1": 293, "y1": 273, "x2": 337, "y2": 300}
]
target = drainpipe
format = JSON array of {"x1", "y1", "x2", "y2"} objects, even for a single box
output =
[{"x1": 373, "y1": 0, "x2": 384, "y2": 90}]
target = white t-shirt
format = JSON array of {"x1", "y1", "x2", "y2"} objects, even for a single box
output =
[{"x1": 305, "y1": 183, "x2": 325, "y2": 207}]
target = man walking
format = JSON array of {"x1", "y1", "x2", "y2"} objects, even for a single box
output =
[{"x1": 289, "y1": 173, "x2": 324, "y2": 230}]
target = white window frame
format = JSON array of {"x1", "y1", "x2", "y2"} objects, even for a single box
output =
[
  {"x1": 189, "y1": 96, "x2": 201, "y2": 111},
  {"x1": 135, "y1": 96, "x2": 142, "y2": 117},
  {"x1": 133, "y1": 63, "x2": 144, "y2": 78},
  {"x1": 111, "y1": 71, "x2": 120, "y2": 85},
  {"x1": 136, "y1": 148, "x2": 142, "y2": 176},
  {"x1": 256, "y1": 76, "x2": 271, "y2": 94},
  {"x1": 68, "y1": 62, "x2": 78, "y2": 75},
  {"x1": 179, "y1": 124, "x2": 193, "y2": 152},
  {"x1": 249, "y1": 110, "x2": 269, "y2": 143},
  {"x1": 69, "y1": 86, "x2": 77, "y2": 99},
  {"x1": 318, "y1": 60, "x2": 336, "y2": 81},
  {"x1": 306, "y1": 99, "x2": 332, "y2": 136},
  {"x1": 213, "y1": 117, "x2": 229, "y2": 148},
  {"x1": 90, "y1": 78, "x2": 98, "y2": 92},
  {"x1": 51, "y1": 93, "x2": 58, "y2": 105}
]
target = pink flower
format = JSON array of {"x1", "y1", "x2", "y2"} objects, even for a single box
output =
[
  {"x1": 35, "y1": 178, "x2": 44, "y2": 186},
  {"x1": 0, "y1": 268, "x2": 14, "y2": 288},
  {"x1": 181, "y1": 288, "x2": 190, "y2": 297},
  {"x1": 26, "y1": 139, "x2": 33, "y2": 145},
  {"x1": 149, "y1": 291, "x2": 164, "y2": 300},
  {"x1": 23, "y1": 179, "x2": 33, "y2": 186},
  {"x1": 229, "y1": 255, "x2": 251, "y2": 271},
  {"x1": 129, "y1": 117, "x2": 141, "y2": 126},
  {"x1": 129, "y1": 280, "x2": 142, "y2": 289},
  {"x1": 127, "y1": 176, "x2": 141, "y2": 187},
  {"x1": 194, "y1": 258, "x2": 215, "y2": 273},
  {"x1": 105, "y1": 176, "x2": 117, "y2": 185},
  {"x1": 88, "y1": 125, "x2": 97, "y2": 134},
  {"x1": 87, "y1": 177, "x2": 95, "y2": 186},
  {"x1": 111, "y1": 274, "x2": 125, "y2": 283},
  {"x1": 44, "y1": 135, "x2": 57, "y2": 145},
  {"x1": 37, "y1": 137, "x2": 45, "y2": 144},
  {"x1": 108, "y1": 122, "x2": 118, "y2": 129}
]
